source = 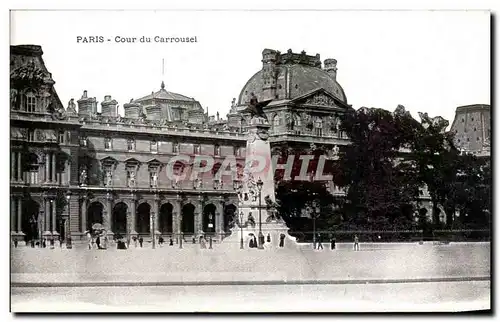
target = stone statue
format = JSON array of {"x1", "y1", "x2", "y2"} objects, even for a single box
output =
[
  {"x1": 67, "y1": 98, "x2": 77, "y2": 113},
  {"x1": 80, "y1": 169, "x2": 87, "y2": 185},
  {"x1": 332, "y1": 145, "x2": 340, "y2": 159},
  {"x1": 10, "y1": 89, "x2": 18, "y2": 109},
  {"x1": 129, "y1": 171, "x2": 136, "y2": 187},
  {"x1": 152, "y1": 172, "x2": 158, "y2": 187},
  {"x1": 231, "y1": 98, "x2": 236, "y2": 108},
  {"x1": 105, "y1": 171, "x2": 112, "y2": 187},
  {"x1": 243, "y1": 92, "x2": 267, "y2": 120}
]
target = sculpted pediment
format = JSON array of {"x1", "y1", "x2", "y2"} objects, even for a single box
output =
[{"x1": 291, "y1": 89, "x2": 343, "y2": 108}]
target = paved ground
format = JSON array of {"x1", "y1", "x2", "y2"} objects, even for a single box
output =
[
  {"x1": 10, "y1": 242, "x2": 490, "y2": 312},
  {"x1": 11, "y1": 281, "x2": 490, "y2": 312},
  {"x1": 11, "y1": 242, "x2": 490, "y2": 284}
]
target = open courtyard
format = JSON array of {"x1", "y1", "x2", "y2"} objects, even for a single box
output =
[{"x1": 10, "y1": 241, "x2": 490, "y2": 312}]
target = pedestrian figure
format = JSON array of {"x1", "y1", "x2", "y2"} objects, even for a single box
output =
[
  {"x1": 192, "y1": 236, "x2": 196, "y2": 244},
  {"x1": 42, "y1": 239, "x2": 46, "y2": 248},
  {"x1": 317, "y1": 233, "x2": 323, "y2": 250},
  {"x1": 139, "y1": 237, "x2": 143, "y2": 248},
  {"x1": 59, "y1": 237, "x2": 63, "y2": 248},
  {"x1": 96, "y1": 236, "x2": 101, "y2": 249},
  {"x1": 87, "y1": 232, "x2": 92, "y2": 249},
  {"x1": 50, "y1": 238, "x2": 55, "y2": 249},
  {"x1": 279, "y1": 234, "x2": 285, "y2": 247},
  {"x1": 249, "y1": 236, "x2": 255, "y2": 248},
  {"x1": 200, "y1": 236, "x2": 207, "y2": 249},
  {"x1": 159, "y1": 236, "x2": 164, "y2": 246},
  {"x1": 133, "y1": 236, "x2": 138, "y2": 248},
  {"x1": 354, "y1": 235, "x2": 360, "y2": 251},
  {"x1": 30, "y1": 239, "x2": 35, "y2": 248},
  {"x1": 169, "y1": 238, "x2": 174, "y2": 246},
  {"x1": 13, "y1": 239, "x2": 18, "y2": 248},
  {"x1": 331, "y1": 236, "x2": 336, "y2": 250},
  {"x1": 266, "y1": 233, "x2": 271, "y2": 243}
]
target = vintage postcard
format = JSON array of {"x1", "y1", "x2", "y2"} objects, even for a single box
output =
[{"x1": 9, "y1": 9, "x2": 491, "y2": 313}]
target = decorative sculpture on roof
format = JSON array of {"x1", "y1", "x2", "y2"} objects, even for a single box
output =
[
  {"x1": 67, "y1": 98, "x2": 77, "y2": 114},
  {"x1": 243, "y1": 92, "x2": 268, "y2": 120}
]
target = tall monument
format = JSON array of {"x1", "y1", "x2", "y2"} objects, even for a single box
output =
[{"x1": 224, "y1": 110, "x2": 297, "y2": 250}]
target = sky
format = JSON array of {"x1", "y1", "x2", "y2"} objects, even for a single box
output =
[{"x1": 10, "y1": 10, "x2": 490, "y2": 126}]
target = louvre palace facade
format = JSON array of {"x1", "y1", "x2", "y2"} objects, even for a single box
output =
[{"x1": 10, "y1": 45, "x2": 355, "y2": 243}]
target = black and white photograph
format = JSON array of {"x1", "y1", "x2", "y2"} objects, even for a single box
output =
[{"x1": 8, "y1": 6, "x2": 491, "y2": 313}]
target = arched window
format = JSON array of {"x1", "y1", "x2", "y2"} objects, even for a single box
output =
[{"x1": 24, "y1": 92, "x2": 37, "y2": 112}]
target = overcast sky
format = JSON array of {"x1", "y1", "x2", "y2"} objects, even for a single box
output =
[{"x1": 10, "y1": 10, "x2": 490, "y2": 125}]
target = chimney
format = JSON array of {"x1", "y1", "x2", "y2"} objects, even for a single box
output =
[
  {"x1": 261, "y1": 49, "x2": 279, "y2": 101},
  {"x1": 77, "y1": 90, "x2": 97, "y2": 116},
  {"x1": 324, "y1": 59, "x2": 338, "y2": 81},
  {"x1": 101, "y1": 95, "x2": 118, "y2": 117}
]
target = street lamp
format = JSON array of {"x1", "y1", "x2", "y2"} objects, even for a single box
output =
[
  {"x1": 66, "y1": 193, "x2": 72, "y2": 248},
  {"x1": 239, "y1": 210, "x2": 244, "y2": 249},
  {"x1": 256, "y1": 178, "x2": 264, "y2": 249}
]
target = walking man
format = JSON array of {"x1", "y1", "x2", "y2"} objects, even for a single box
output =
[
  {"x1": 316, "y1": 233, "x2": 323, "y2": 250},
  {"x1": 139, "y1": 237, "x2": 143, "y2": 248},
  {"x1": 354, "y1": 234, "x2": 360, "y2": 251},
  {"x1": 330, "y1": 236, "x2": 336, "y2": 250}
]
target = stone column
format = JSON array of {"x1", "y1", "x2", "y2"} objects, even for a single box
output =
[
  {"x1": 215, "y1": 201, "x2": 223, "y2": 238},
  {"x1": 154, "y1": 195, "x2": 160, "y2": 235},
  {"x1": 45, "y1": 153, "x2": 50, "y2": 183},
  {"x1": 11, "y1": 152, "x2": 15, "y2": 181},
  {"x1": 104, "y1": 194, "x2": 114, "y2": 239},
  {"x1": 194, "y1": 199, "x2": 202, "y2": 236},
  {"x1": 43, "y1": 199, "x2": 51, "y2": 236},
  {"x1": 173, "y1": 198, "x2": 182, "y2": 242},
  {"x1": 17, "y1": 198, "x2": 23, "y2": 233},
  {"x1": 51, "y1": 199, "x2": 58, "y2": 236},
  {"x1": 81, "y1": 197, "x2": 88, "y2": 233},
  {"x1": 51, "y1": 153, "x2": 57, "y2": 183},
  {"x1": 17, "y1": 152, "x2": 22, "y2": 182},
  {"x1": 129, "y1": 195, "x2": 137, "y2": 236},
  {"x1": 10, "y1": 197, "x2": 16, "y2": 232}
]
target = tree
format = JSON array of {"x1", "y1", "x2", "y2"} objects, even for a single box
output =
[{"x1": 333, "y1": 106, "x2": 422, "y2": 230}]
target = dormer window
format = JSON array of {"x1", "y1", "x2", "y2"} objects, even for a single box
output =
[
  {"x1": 127, "y1": 139, "x2": 135, "y2": 151},
  {"x1": 25, "y1": 92, "x2": 36, "y2": 112}
]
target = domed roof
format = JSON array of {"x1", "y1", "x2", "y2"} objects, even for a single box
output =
[{"x1": 237, "y1": 49, "x2": 347, "y2": 106}]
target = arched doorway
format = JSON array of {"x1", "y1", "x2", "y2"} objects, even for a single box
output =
[
  {"x1": 22, "y1": 199, "x2": 40, "y2": 241},
  {"x1": 112, "y1": 202, "x2": 128, "y2": 236},
  {"x1": 87, "y1": 201, "x2": 104, "y2": 232},
  {"x1": 159, "y1": 203, "x2": 173, "y2": 235},
  {"x1": 224, "y1": 204, "x2": 237, "y2": 233},
  {"x1": 137, "y1": 203, "x2": 151, "y2": 234},
  {"x1": 203, "y1": 203, "x2": 216, "y2": 234},
  {"x1": 181, "y1": 203, "x2": 195, "y2": 234}
]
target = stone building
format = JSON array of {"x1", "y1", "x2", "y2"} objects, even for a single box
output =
[
  {"x1": 10, "y1": 46, "x2": 354, "y2": 244},
  {"x1": 450, "y1": 104, "x2": 491, "y2": 157}
]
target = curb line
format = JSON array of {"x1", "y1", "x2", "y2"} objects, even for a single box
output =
[{"x1": 11, "y1": 276, "x2": 490, "y2": 288}]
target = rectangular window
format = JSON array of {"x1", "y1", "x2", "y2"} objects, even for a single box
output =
[
  {"x1": 28, "y1": 130, "x2": 35, "y2": 141},
  {"x1": 58, "y1": 131, "x2": 65, "y2": 144},
  {"x1": 150, "y1": 140, "x2": 158, "y2": 153}
]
